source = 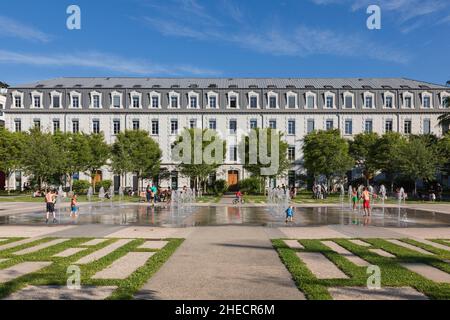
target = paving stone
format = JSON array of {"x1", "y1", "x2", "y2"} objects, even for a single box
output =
[
  {"x1": 4, "y1": 285, "x2": 118, "y2": 300},
  {"x1": 369, "y1": 249, "x2": 396, "y2": 258},
  {"x1": 387, "y1": 239, "x2": 434, "y2": 256},
  {"x1": 53, "y1": 248, "x2": 87, "y2": 258},
  {"x1": 0, "y1": 262, "x2": 52, "y2": 284},
  {"x1": 138, "y1": 241, "x2": 169, "y2": 250},
  {"x1": 13, "y1": 239, "x2": 70, "y2": 255},
  {"x1": 328, "y1": 286, "x2": 428, "y2": 300},
  {"x1": 414, "y1": 239, "x2": 450, "y2": 252},
  {"x1": 297, "y1": 252, "x2": 348, "y2": 279},
  {"x1": 349, "y1": 239, "x2": 371, "y2": 247},
  {"x1": 92, "y1": 252, "x2": 154, "y2": 279},
  {"x1": 401, "y1": 263, "x2": 450, "y2": 283},
  {"x1": 75, "y1": 239, "x2": 133, "y2": 265},
  {"x1": 0, "y1": 237, "x2": 42, "y2": 252},
  {"x1": 322, "y1": 241, "x2": 369, "y2": 267},
  {"x1": 82, "y1": 239, "x2": 109, "y2": 246},
  {"x1": 283, "y1": 240, "x2": 304, "y2": 250}
]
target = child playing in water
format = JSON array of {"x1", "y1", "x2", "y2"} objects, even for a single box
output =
[
  {"x1": 70, "y1": 194, "x2": 79, "y2": 219},
  {"x1": 352, "y1": 187, "x2": 358, "y2": 210},
  {"x1": 285, "y1": 205, "x2": 294, "y2": 223}
]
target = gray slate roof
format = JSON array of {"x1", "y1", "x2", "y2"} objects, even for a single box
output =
[{"x1": 13, "y1": 77, "x2": 448, "y2": 89}]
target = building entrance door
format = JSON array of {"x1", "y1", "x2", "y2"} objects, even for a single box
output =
[{"x1": 227, "y1": 170, "x2": 239, "y2": 191}]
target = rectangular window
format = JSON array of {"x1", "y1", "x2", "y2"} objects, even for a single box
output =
[
  {"x1": 93, "y1": 95, "x2": 100, "y2": 108},
  {"x1": 14, "y1": 120, "x2": 21, "y2": 132},
  {"x1": 72, "y1": 96, "x2": 79, "y2": 108},
  {"x1": 345, "y1": 96, "x2": 353, "y2": 108},
  {"x1": 326, "y1": 96, "x2": 333, "y2": 108},
  {"x1": 113, "y1": 120, "x2": 120, "y2": 135},
  {"x1": 365, "y1": 96, "x2": 373, "y2": 108},
  {"x1": 423, "y1": 119, "x2": 431, "y2": 134},
  {"x1": 250, "y1": 96, "x2": 258, "y2": 108},
  {"x1": 307, "y1": 119, "x2": 315, "y2": 133},
  {"x1": 288, "y1": 146, "x2": 296, "y2": 161},
  {"x1": 171, "y1": 96, "x2": 178, "y2": 108},
  {"x1": 249, "y1": 119, "x2": 258, "y2": 129},
  {"x1": 307, "y1": 96, "x2": 315, "y2": 109},
  {"x1": 151, "y1": 120, "x2": 159, "y2": 135},
  {"x1": 326, "y1": 120, "x2": 334, "y2": 131},
  {"x1": 113, "y1": 95, "x2": 121, "y2": 108},
  {"x1": 52, "y1": 95, "x2": 60, "y2": 108},
  {"x1": 385, "y1": 120, "x2": 393, "y2": 133},
  {"x1": 33, "y1": 119, "x2": 41, "y2": 131},
  {"x1": 209, "y1": 119, "x2": 216, "y2": 130},
  {"x1": 209, "y1": 96, "x2": 217, "y2": 108},
  {"x1": 151, "y1": 96, "x2": 159, "y2": 108},
  {"x1": 405, "y1": 96, "x2": 412, "y2": 108},
  {"x1": 229, "y1": 120, "x2": 237, "y2": 134},
  {"x1": 72, "y1": 120, "x2": 80, "y2": 133},
  {"x1": 53, "y1": 120, "x2": 60, "y2": 133},
  {"x1": 229, "y1": 146, "x2": 238, "y2": 162},
  {"x1": 269, "y1": 96, "x2": 277, "y2": 108},
  {"x1": 230, "y1": 96, "x2": 237, "y2": 108},
  {"x1": 132, "y1": 96, "x2": 140, "y2": 108},
  {"x1": 170, "y1": 120, "x2": 178, "y2": 135},
  {"x1": 34, "y1": 96, "x2": 41, "y2": 108},
  {"x1": 14, "y1": 96, "x2": 21, "y2": 108},
  {"x1": 132, "y1": 120, "x2": 140, "y2": 131},
  {"x1": 385, "y1": 96, "x2": 393, "y2": 108},
  {"x1": 189, "y1": 119, "x2": 197, "y2": 129},
  {"x1": 190, "y1": 96, "x2": 197, "y2": 108},
  {"x1": 365, "y1": 120, "x2": 373, "y2": 133},
  {"x1": 269, "y1": 120, "x2": 277, "y2": 129},
  {"x1": 345, "y1": 120, "x2": 353, "y2": 135},
  {"x1": 288, "y1": 120, "x2": 296, "y2": 135},
  {"x1": 404, "y1": 120, "x2": 412, "y2": 134},
  {"x1": 92, "y1": 120, "x2": 100, "y2": 134},
  {"x1": 288, "y1": 96, "x2": 296, "y2": 108},
  {"x1": 423, "y1": 96, "x2": 431, "y2": 108}
]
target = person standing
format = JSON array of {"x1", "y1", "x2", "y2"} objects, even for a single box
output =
[
  {"x1": 361, "y1": 187, "x2": 372, "y2": 217},
  {"x1": 285, "y1": 205, "x2": 294, "y2": 223},
  {"x1": 352, "y1": 187, "x2": 358, "y2": 211},
  {"x1": 70, "y1": 194, "x2": 79, "y2": 219},
  {"x1": 45, "y1": 189, "x2": 57, "y2": 224},
  {"x1": 151, "y1": 184, "x2": 158, "y2": 205},
  {"x1": 146, "y1": 184, "x2": 152, "y2": 203}
]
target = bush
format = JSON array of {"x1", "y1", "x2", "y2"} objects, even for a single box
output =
[
  {"x1": 72, "y1": 180, "x2": 91, "y2": 194},
  {"x1": 212, "y1": 179, "x2": 228, "y2": 196},
  {"x1": 95, "y1": 180, "x2": 112, "y2": 193},
  {"x1": 239, "y1": 177, "x2": 261, "y2": 194}
]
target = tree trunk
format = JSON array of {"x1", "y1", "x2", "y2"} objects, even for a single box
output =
[
  {"x1": 6, "y1": 171, "x2": 11, "y2": 195},
  {"x1": 414, "y1": 181, "x2": 417, "y2": 197}
]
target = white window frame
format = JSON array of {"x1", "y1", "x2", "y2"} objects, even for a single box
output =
[
  {"x1": 305, "y1": 91, "x2": 317, "y2": 109},
  {"x1": 89, "y1": 91, "x2": 102, "y2": 109},
  {"x1": 247, "y1": 91, "x2": 260, "y2": 109},
  {"x1": 324, "y1": 91, "x2": 336, "y2": 109},
  {"x1": 421, "y1": 92, "x2": 433, "y2": 109},
  {"x1": 187, "y1": 91, "x2": 200, "y2": 109},
  {"x1": 30, "y1": 90, "x2": 43, "y2": 109},
  {"x1": 266, "y1": 91, "x2": 279, "y2": 109},
  {"x1": 384, "y1": 118, "x2": 394, "y2": 133},
  {"x1": 440, "y1": 91, "x2": 450, "y2": 108},
  {"x1": 50, "y1": 90, "x2": 63, "y2": 109},
  {"x1": 110, "y1": 91, "x2": 123, "y2": 109},
  {"x1": 383, "y1": 91, "x2": 395, "y2": 109},
  {"x1": 343, "y1": 91, "x2": 355, "y2": 109},
  {"x1": 344, "y1": 119, "x2": 353, "y2": 135},
  {"x1": 149, "y1": 91, "x2": 162, "y2": 109},
  {"x1": 168, "y1": 91, "x2": 181, "y2": 109},
  {"x1": 286, "y1": 91, "x2": 298, "y2": 109},
  {"x1": 227, "y1": 91, "x2": 240, "y2": 109},
  {"x1": 363, "y1": 91, "x2": 375, "y2": 109},
  {"x1": 402, "y1": 91, "x2": 414, "y2": 109},
  {"x1": 69, "y1": 91, "x2": 82, "y2": 109},
  {"x1": 287, "y1": 119, "x2": 296, "y2": 135},
  {"x1": 206, "y1": 91, "x2": 219, "y2": 109},
  {"x1": 129, "y1": 91, "x2": 142, "y2": 109},
  {"x1": 422, "y1": 118, "x2": 431, "y2": 134},
  {"x1": 11, "y1": 90, "x2": 24, "y2": 109}
]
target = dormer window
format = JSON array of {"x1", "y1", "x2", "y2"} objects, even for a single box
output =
[
  {"x1": 110, "y1": 91, "x2": 123, "y2": 109},
  {"x1": 129, "y1": 91, "x2": 142, "y2": 109},
  {"x1": 169, "y1": 91, "x2": 180, "y2": 109},
  {"x1": 149, "y1": 91, "x2": 161, "y2": 109},
  {"x1": 267, "y1": 91, "x2": 278, "y2": 109},
  {"x1": 227, "y1": 92, "x2": 239, "y2": 109},
  {"x1": 363, "y1": 92, "x2": 375, "y2": 109},
  {"x1": 421, "y1": 92, "x2": 432, "y2": 109},
  {"x1": 207, "y1": 91, "x2": 219, "y2": 109},
  {"x1": 324, "y1": 91, "x2": 336, "y2": 109},
  {"x1": 89, "y1": 91, "x2": 102, "y2": 109},
  {"x1": 248, "y1": 92, "x2": 259, "y2": 109},
  {"x1": 70, "y1": 91, "x2": 82, "y2": 109},
  {"x1": 187, "y1": 91, "x2": 200, "y2": 109},
  {"x1": 402, "y1": 92, "x2": 414, "y2": 109},
  {"x1": 383, "y1": 91, "x2": 395, "y2": 109},
  {"x1": 440, "y1": 92, "x2": 450, "y2": 108},
  {"x1": 50, "y1": 91, "x2": 62, "y2": 108},
  {"x1": 305, "y1": 91, "x2": 316, "y2": 109},
  {"x1": 286, "y1": 92, "x2": 298, "y2": 109},
  {"x1": 12, "y1": 91, "x2": 24, "y2": 108},
  {"x1": 343, "y1": 91, "x2": 355, "y2": 109},
  {"x1": 30, "y1": 91, "x2": 43, "y2": 109}
]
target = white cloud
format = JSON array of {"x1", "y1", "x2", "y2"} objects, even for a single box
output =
[
  {"x1": 0, "y1": 16, "x2": 51, "y2": 43},
  {"x1": 0, "y1": 50, "x2": 220, "y2": 76}
]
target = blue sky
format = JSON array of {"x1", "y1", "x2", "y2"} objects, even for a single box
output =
[{"x1": 0, "y1": 0, "x2": 449, "y2": 85}]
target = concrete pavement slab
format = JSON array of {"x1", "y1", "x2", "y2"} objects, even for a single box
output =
[
  {"x1": 328, "y1": 286, "x2": 428, "y2": 300},
  {"x1": 92, "y1": 252, "x2": 154, "y2": 279},
  {"x1": 4, "y1": 285, "x2": 117, "y2": 300},
  {"x1": 0, "y1": 262, "x2": 52, "y2": 284},
  {"x1": 297, "y1": 252, "x2": 349, "y2": 279}
]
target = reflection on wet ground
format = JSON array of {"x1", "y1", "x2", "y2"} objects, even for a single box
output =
[{"x1": 0, "y1": 204, "x2": 449, "y2": 228}]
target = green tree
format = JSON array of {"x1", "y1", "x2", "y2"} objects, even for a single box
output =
[
  {"x1": 241, "y1": 128, "x2": 290, "y2": 192},
  {"x1": 111, "y1": 130, "x2": 162, "y2": 191},
  {"x1": 303, "y1": 129, "x2": 354, "y2": 188},
  {"x1": 172, "y1": 128, "x2": 226, "y2": 192},
  {"x1": 349, "y1": 132, "x2": 380, "y2": 186},
  {"x1": 0, "y1": 128, "x2": 25, "y2": 193},
  {"x1": 373, "y1": 132, "x2": 406, "y2": 192},
  {"x1": 396, "y1": 137, "x2": 438, "y2": 195},
  {"x1": 85, "y1": 133, "x2": 110, "y2": 192},
  {"x1": 437, "y1": 132, "x2": 450, "y2": 175}
]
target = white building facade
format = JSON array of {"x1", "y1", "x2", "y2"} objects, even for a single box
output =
[{"x1": 2, "y1": 77, "x2": 450, "y2": 191}]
